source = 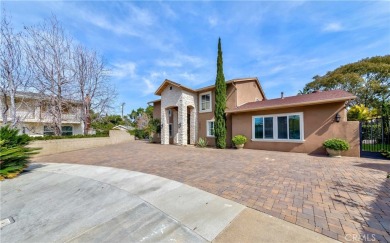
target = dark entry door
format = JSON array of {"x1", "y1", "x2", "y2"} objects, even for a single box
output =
[{"x1": 187, "y1": 113, "x2": 190, "y2": 144}]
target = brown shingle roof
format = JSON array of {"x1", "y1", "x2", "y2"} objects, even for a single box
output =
[{"x1": 227, "y1": 90, "x2": 356, "y2": 114}]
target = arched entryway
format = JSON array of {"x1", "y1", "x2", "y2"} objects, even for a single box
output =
[{"x1": 159, "y1": 83, "x2": 197, "y2": 146}]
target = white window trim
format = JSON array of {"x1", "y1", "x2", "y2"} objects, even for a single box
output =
[
  {"x1": 251, "y1": 112, "x2": 304, "y2": 143},
  {"x1": 206, "y1": 120, "x2": 215, "y2": 137},
  {"x1": 199, "y1": 91, "x2": 212, "y2": 113}
]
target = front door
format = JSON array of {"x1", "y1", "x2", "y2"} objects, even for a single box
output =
[{"x1": 187, "y1": 113, "x2": 190, "y2": 144}]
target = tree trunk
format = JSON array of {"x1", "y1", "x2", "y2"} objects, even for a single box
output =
[{"x1": 1, "y1": 93, "x2": 8, "y2": 125}]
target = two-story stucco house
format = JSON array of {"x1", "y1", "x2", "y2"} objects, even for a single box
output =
[
  {"x1": 0, "y1": 91, "x2": 84, "y2": 136},
  {"x1": 149, "y1": 77, "x2": 360, "y2": 157}
]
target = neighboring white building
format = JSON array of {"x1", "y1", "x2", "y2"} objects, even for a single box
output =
[{"x1": 0, "y1": 92, "x2": 84, "y2": 136}]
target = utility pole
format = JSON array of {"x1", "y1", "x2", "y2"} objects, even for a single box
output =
[{"x1": 121, "y1": 102, "x2": 125, "y2": 118}]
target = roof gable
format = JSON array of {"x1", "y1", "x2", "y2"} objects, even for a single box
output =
[{"x1": 154, "y1": 79, "x2": 196, "y2": 95}]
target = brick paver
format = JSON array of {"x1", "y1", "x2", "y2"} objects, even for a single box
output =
[{"x1": 33, "y1": 141, "x2": 390, "y2": 242}]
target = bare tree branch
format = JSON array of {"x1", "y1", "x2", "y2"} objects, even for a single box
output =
[{"x1": 24, "y1": 15, "x2": 74, "y2": 135}]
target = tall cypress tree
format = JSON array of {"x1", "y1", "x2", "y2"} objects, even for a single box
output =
[{"x1": 214, "y1": 38, "x2": 227, "y2": 149}]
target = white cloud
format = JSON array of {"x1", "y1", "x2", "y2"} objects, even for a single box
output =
[
  {"x1": 111, "y1": 62, "x2": 137, "y2": 78},
  {"x1": 179, "y1": 72, "x2": 197, "y2": 82},
  {"x1": 142, "y1": 78, "x2": 157, "y2": 95},
  {"x1": 75, "y1": 3, "x2": 155, "y2": 37},
  {"x1": 322, "y1": 22, "x2": 343, "y2": 32},
  {"x1": 208, "y1": 16, "x2": 218, "y2": 27},
  {"x1": 156, "y1": 53, "x2": 205, "y2": 68},
  {"x1": 150, "y1": 71, "x2": 168, "y2": 79}
]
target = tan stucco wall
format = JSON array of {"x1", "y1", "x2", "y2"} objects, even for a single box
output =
[
  {"x1": 226, "y1": 83, "x2": 237, "y2": 109},
  {"x1": 153, "y1": 101, "x2": 161, "y2": 120},
  {"x1": 231, "y1": 102, "x2": 360, "y2": 157},
  {"x1": 30, "y1": 130, "x2": 134, "y2": 157},
  {"x1": 236, "y1": 81, "x2": 264, "y2": 106}
]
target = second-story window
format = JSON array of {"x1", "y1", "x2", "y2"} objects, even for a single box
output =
[{"x1": 199, "y1": 91, "x2": 212, "y2": 113}]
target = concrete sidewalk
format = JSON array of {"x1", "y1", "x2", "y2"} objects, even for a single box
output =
[{"x1": 1, "y1": 163, "x2": 338, "y2": 242}]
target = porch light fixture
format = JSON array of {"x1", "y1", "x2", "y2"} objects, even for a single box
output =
[
  {"x1": 335, "y1": 113, "x2": 341, "y2": 123},
  {"x1": 178, "y1": 123, "x2": 181, "y2": 128},
  {"x1": 161, "y1": 124, "x2": 163, "y2": 129}
]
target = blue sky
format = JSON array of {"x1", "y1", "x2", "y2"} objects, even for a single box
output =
[{"x1": 4, "y1": 1, "x2": 390, "y2": 115}]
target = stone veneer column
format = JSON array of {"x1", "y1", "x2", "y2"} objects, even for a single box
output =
[
  {"x1": 190, "y1": 107, "x2": 197, "y2": 144},
  {"x1": 160, "y1": 108, "x2": 169, "y2": 145},
  {"x1": 178, "y1": 104, "x2": 187, "y2": 145},
  {"x1": 173, "y1": 110, "x2": 178, "y2": 144}
]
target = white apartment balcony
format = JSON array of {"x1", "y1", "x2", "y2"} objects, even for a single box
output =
[{"x1": 62, "y1": 113, "x2": 81, "y2": 123}]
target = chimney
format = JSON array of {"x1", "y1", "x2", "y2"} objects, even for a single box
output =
[{"x1": 281, "y1": 92, "x2": 284, "y2": 99}]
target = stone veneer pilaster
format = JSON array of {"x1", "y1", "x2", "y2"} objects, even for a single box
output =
[{"x1": 160, "y1": 85, "x2": 197, "y2": 145}]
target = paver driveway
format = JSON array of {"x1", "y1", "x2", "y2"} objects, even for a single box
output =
[{"x1": 33, "y1": 141, "x2": 390, "y2": 242}]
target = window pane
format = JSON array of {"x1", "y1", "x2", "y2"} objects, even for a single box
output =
[
  {"x1": 277, "y1": 116, "x2": 288, "y2": 139},
  {"x1": 206, "y1": 101, "x2": 210, "y2": 110},
  {"x1": 61, "y1": 126, "x2": 73, "y2": 136},
  {"x1": 254, "y1": 118, "x2": 264, "y2": 139},
  {"x1": 169, "y1": 124, "x2": 173, "y2": 137},
  {"x1": 264, "y1": 117, "x2": 273, "y2": 139},
  {"x1": 43, "y1": 126, "x2": 55, "y2": 136},
  {"x1": 201, "y1": 94, "x2": 211, "y2": 111},
  {"x1": 208, "y1": 121, "x2": 214, "y2": 136},
  {"x1": 289, "y1": 115, "x2": 300, "y2": 140}
]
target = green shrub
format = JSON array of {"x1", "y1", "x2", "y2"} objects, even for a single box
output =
[
  {"x1": 323, "y1": 138, "x2": 350, "y2": 151},
  {"x1": 232, "y1": 135, "x2": 247, "y2": 146},
  {"x1": 130, "y1": 129, "x2": 148, "y2": 139},
  {"x1": 196, "y1": 137, "x2": 208, "y2": 148},
  {"x1": 0, "y1": 126, "x2": 30, "y2": 147},
  {"x1": 381, "y1": 150, "x2": 390, "y2": 160},
  {"x1": 0, "y1": 126, "x2": 40, "y2": 180}
]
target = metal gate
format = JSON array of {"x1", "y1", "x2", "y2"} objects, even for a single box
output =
[{"x1": 360, "y1": 117, "x2": 390, "y2": 158}]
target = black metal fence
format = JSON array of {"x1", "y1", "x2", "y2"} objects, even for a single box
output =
[{"x1": 360, "y1": 117, "x2": 390, "y2": 157}]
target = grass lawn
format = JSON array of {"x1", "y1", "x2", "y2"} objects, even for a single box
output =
[{"x1": 362, "y1": 143, "x2": 390, "y2": 152}]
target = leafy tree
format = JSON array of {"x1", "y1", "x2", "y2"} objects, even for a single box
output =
[
  {"x1": 301, "y1": 55, "x2": 390, "y2": 115},
  {"x1": 125, "y1": 105, "x2": 153, "y2": 127},
  {"x1": 145, "y1": 105, "x2": 153, "y2": 118},
  {"x1": 91, "y1": 114, "x2": 124, "y2": 135},
  {"x1": 214, "y1": 38, "x2": 227, "y2": 149},
  {"x1": 347, "y1": 104, "x2": 378, "y2": 121}
]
